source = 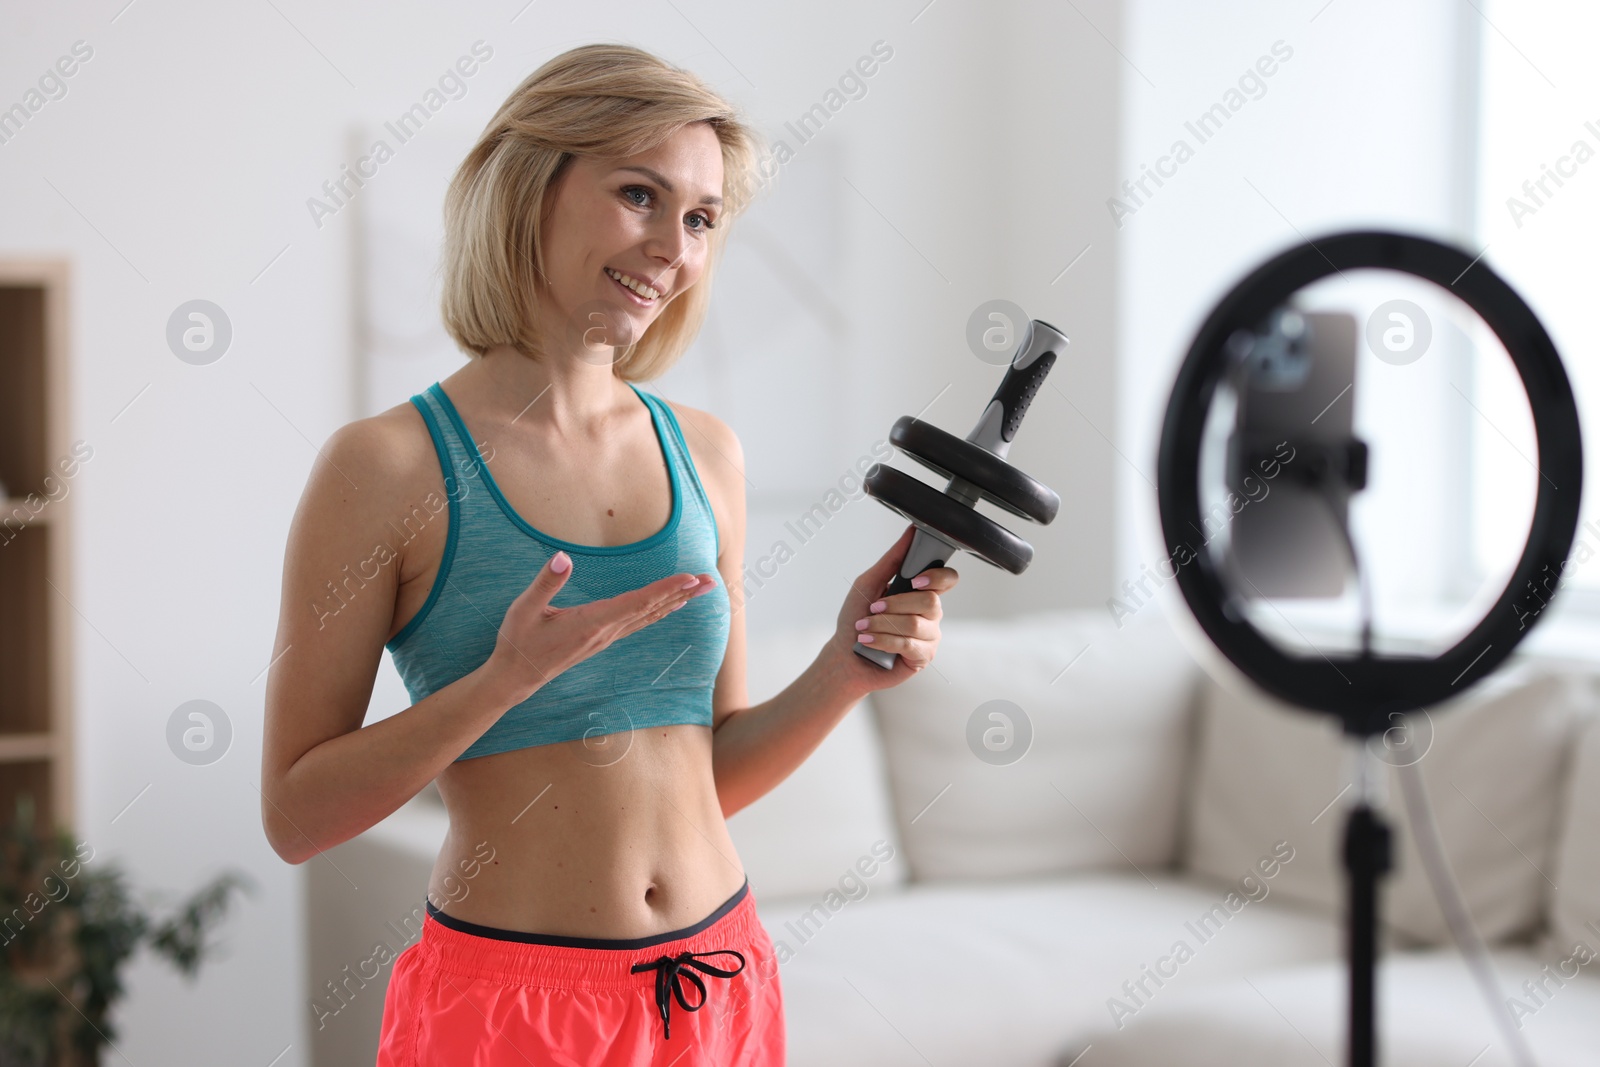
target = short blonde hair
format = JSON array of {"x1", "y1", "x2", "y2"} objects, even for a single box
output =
[{"x1": 439, "y1": 43, "x2": 764, "y2": 381}]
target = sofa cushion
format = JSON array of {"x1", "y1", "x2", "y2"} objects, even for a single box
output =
[
  {"x1": 869, "y1": 606, "x2": 1200, "y2": 882},
  {"x1": 754, "y1": 873, "x2": 1341, "y2": 1067},
  {"x1": 1062, "y1": 948, "x2": 1600, "y2": 1067},
  {"x1": 725, "y1": 622, "x2": 907, "y2": 900},
  {"x1": 1551, "y1": 706, "x2": 1600, "y2": 955},
  {"x1": 1186, "y1": 658, "x2": 1581, "y2": 946}
]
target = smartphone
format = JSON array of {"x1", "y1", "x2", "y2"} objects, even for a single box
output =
[{"x1": 1221, "y1": 308, "x2": 1360, "y2": 599}]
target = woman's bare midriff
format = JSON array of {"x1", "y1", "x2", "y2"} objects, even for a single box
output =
[{"x1": 427, "y1": 731, "x2": 748, "y2": 939}]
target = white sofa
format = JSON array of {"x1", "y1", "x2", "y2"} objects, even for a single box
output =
[{"x1": 307, "y1": 605, "x2": 1600, "y2": 1066}]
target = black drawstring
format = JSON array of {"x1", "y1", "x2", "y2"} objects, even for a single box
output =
[{"x1": 630, "y1": 948, "x2": 746, "y2": 1039}]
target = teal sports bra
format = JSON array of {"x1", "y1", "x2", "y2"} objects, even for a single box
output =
[{"x1": 385, "y1": 381, "x2": 731, "y2": 761}]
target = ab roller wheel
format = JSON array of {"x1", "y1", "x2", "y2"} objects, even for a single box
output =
[{"x1": 855, "y1": 318, "x2": 1068, "y2": 669}]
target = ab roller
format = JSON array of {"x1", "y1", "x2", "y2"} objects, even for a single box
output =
[{"x1": 855, "y1": 317, "x2": 1070, "y2": 669}]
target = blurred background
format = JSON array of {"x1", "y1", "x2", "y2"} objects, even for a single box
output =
[{"x1": 3, "y1": 0, "x2": 1599, "y2": 1063}]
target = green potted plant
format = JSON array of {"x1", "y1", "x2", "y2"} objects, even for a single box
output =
[{"x1": 0, "y1": 795, "x2": 251, "y2": 1067}]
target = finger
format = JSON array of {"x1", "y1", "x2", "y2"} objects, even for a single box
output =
[
  {"x1": 522, "y1": 549, "x2": 576, "y2": 608},
  {"x1": 853, "y1": 629, "x2": 926, "y2": 659},
  {"x1": 908, "y1": 566, "x2": 960, "y2": 592},
  {"x1": 866, "y1": 589, "x2": 943, "y2": 621},
  {"x1": 601, "y1": 572, "x2": 706, "y2": 626},
  {"x1": 604, "y1": 573, "x2": 713, "y2": 637},
  {"x1": 612, "y1": 586, "x2": 706, "y2": 642},
  {"x1": 612, "y1": 602, "x2": 680, "y2": 642},
  {"x1": 855, "y1": 612, "x2": 933, "y2": 642}
]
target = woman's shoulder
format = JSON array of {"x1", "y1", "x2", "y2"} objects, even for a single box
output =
[
  {"x1": 281, "y1": 398, "x2": 452, "y2": 620},
  {"x1": 316, "y1": 398, "x2": 451, "y2": 506},
  {"x1": 657, "y1": 396, "x2": 742, "y2": 471}
]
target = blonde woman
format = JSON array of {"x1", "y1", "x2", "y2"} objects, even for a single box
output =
[{"x1": 261, "y1": 43, "x2": 956, "y2": 1065}]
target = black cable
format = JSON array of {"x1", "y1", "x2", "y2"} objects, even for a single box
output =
[{"x1": 1312, "y1": 486, "x2": 1373, "y2": 658}]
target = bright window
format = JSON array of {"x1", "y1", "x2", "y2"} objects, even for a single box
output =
[{"x1": 1474, "y1": 0, "x2": 1600, "y2": 601}]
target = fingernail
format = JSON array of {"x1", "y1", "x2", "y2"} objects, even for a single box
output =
[
  {"x1": 550, "y1": 552, "x2": 570, "y2": 574},
  {"x1": 912, "y1": 575, "x2": 930, "y2": 588},
  {"x1": 857, "y1": 633, "x2": 874, "y2": 643},
  {"x1": 681, "y1": 575, "x2": 701, "y2": 589},
  {"x1": 854, "y1": 618, "x2": 870, "y2": 631},
  {"x1": 869, "y1": 600, "x2": 886, "y2": 613},
  {"x1": 671, "y1": 600, "x2": 687, "y2": 611}
]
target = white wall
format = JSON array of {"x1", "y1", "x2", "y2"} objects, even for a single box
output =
[
  {"x1": 1114, "y1": 0, "x2": 1485, "y2": 645},
  {"x1": 666, "y1": 0, "x2": 1125, "y2": 628},
  {"x1": 0, "y1": 1, "x2": 1121, "y2": 1062}
]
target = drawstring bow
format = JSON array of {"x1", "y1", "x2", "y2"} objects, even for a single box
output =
[{"x1": 630, "y1": 948, "x2": 746, "y2": 1039}]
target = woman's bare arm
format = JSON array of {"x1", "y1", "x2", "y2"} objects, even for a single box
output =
[{"x1": 259, "y1": 412, "x2": 527, "y2": 864}]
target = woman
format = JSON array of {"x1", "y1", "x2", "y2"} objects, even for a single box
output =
[{"x1": 260, "y1": 43, "x2": 956, "y2": 1066}]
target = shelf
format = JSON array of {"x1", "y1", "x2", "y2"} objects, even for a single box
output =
[
  {"x1": 0, "y1": 523, "x2": 50, "y2": 734},
  {"x1": 0, "y1": 760, "x2": 52, "y2": 833},
  {"x1": 0, "y1": 260, "x2": 72, "y2": 833},
  {"x1": 0, "y1": 733, "x2": 54, "y2": 762},
  {"x1": 1, "y1": 497, "x2": 51, "y2": 524}
]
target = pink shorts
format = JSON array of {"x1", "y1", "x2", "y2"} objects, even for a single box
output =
[{"x1": 376, "y1": 877, "x2": 785, "y2": 1066}]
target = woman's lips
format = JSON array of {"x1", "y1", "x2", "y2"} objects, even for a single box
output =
[{"x1": 606, "y1": 269, "x2": 660, "y2": 306}]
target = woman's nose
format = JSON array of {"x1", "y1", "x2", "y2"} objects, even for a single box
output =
[{"x1": 643, "y1": 222, "x2": 694, "y2": 274}]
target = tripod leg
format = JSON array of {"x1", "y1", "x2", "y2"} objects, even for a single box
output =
[{"x1": 1344, "y1": 803, "x2": 1391, "y2": 1067}]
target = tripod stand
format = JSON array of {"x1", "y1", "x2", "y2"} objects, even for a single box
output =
[
  {"x1": 1343, "y1": 739, "x2": 1391, "y2": 1067},
  {"x1": 1156, "y1": 230, "x2": 1584, "y2": 1067}
]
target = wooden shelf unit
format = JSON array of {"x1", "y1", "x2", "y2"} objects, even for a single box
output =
[{"x1": 0, "y1": 260, "x2": 74, "y2": 835}]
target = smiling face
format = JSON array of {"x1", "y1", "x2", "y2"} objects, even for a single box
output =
[{"x1": 537, "y1": 120, "x2": 725, "y2": 361}]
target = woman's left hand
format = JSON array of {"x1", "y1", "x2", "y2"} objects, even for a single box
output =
[{"x1": 824, "y1": 525, "x2": 959, "y2": 695}]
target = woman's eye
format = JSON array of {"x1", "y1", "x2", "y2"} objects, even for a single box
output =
[{"x1": 622, "y1": 186, "x2": 716, "y2": 232}]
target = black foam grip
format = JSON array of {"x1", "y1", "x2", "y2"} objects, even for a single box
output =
[{"x1": 991, "y1": 349, "x2": 1058, "y2": 442}]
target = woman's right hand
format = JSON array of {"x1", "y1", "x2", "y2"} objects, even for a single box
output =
[{"x1": 484, "y1": 550, "x2": 716, "y2": 703}]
